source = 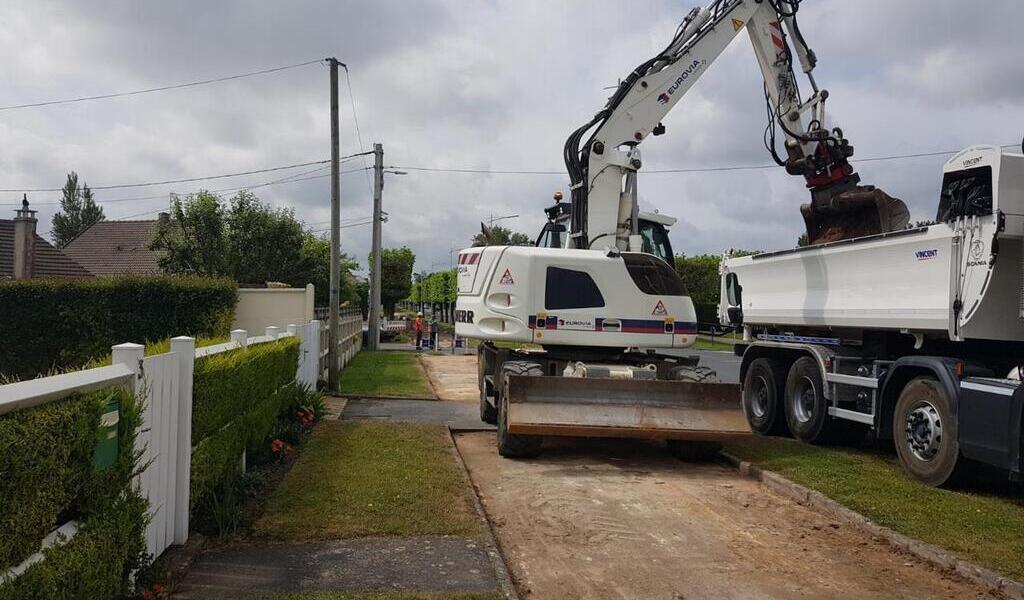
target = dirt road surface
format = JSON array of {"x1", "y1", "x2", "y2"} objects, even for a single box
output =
[
  {"x1": 420, "y1": 354, "x2": 478, "y2": 401},
  {"x1": 456, "y1": 433, "x2": 993, "y2": 600}
]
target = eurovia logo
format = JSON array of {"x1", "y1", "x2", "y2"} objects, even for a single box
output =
[
  {"x1": 915, "y1": 249, "x2": 938, "y2": 260},
  {"x1": 657, "y1": 92, "x2": 670, "y2": 105}
]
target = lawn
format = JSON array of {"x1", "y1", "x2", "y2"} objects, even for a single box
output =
[
  {"x1": 693, "y1": 332, "x2": 740, "y2": 352},
  {"x1": 726, "y1": 436, "x2": 1024, "y2": 579},
  {"x1": 336, "y1": 351, "x2": 433, "y2": 398},
  {"x1": 253, "y1": 421, "x2": 481, "y2": 540}
]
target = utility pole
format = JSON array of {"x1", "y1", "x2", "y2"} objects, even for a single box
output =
[
  {"x1": 367, "y1": 143, "x2": 384, "y2": 351},
  {"x1": 327, "y1": 57, "x2": 342, "y2": 390}
]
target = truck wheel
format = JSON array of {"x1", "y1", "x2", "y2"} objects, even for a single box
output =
[
  {"x1": 784, "y1": 356, "x2": 835, "y2": 443},
  {"x1": 743, "y1": 358, "x2": 788, "y2": 435},
  {"x1": 497, "y1": 361, "x2": 543, "y2": 458},
  {"x1": 478, "y1": 349, "x2": 497, "y2": 424},
  {"x1": 670, "y1": 365, "x2": 719, "y2": 383},
  {"x1": 667, "y1": 440, "x2": 721, "y2": 462},
  {"x1": 893, "y1": 377, "x2": 967, "y2": 487}
]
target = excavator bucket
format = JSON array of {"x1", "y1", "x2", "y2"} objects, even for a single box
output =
[
  {"x1": 506, "y1": 376, "x2": 750, "y2": 441},
  {"x1": 801, "y1": 185, "x2": 910, "y2": 245}
]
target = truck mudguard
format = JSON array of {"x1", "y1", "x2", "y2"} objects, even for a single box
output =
[{"x1": 877, "y1": 356, "x2": 962, "y2": 439}]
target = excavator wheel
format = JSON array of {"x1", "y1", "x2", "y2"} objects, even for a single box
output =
[
  {"x1": 669, "y1": 365, "x2": 719, "y2": 383},
  {"x1": 478, "y1": 348, "x2": 497, "y2": 425},
  {"x1": 497, "y1": 361, "x2": 544, "y2": 458}
]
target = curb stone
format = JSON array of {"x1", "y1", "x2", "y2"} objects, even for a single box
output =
[
  {"x1": 447, "y1": 428, "x2": 520, "y2": 600},
  {"x1": 720, "y1": 451, "x2": 1022, "y2": 600}
]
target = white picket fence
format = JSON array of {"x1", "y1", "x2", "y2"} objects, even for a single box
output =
[{"x1": 0, "y1": 320, "x2": 334, "y2": 582}]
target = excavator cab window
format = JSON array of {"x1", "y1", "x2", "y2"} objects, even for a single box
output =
[
  {"x1": 536, "y1": 222, "x2": 566, "y2": 249},
  {"x1": 937, "y1": 166, "x2": 993, "y2": 222},
  {"x1": 638, "y1": 220, "x2": 674, "y2": 262}
]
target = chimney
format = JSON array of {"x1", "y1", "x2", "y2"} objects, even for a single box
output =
[{"x1": 13, "y1": 194, "x2": 37, "y2": 280}]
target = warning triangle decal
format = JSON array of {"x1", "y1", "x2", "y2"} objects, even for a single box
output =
[
  {"x1": 499, "y1": 268, "x2": 515, "y2": 285},
  {"x1": 732, "y1": 18, "x2": 744, "y2": 31},
  {"x1": 652, "y1": 300, "x2": 668, "y2": 316}
]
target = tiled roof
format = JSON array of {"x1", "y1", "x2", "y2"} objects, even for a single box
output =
[
  {"x1": 63, "y1": 220, "x2": 164, "y2": 276},
  {"x1": 0, "y1": 220, "x2": 92, "y2": 278}
]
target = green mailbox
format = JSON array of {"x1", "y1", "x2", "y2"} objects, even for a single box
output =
[{"x1": 92, "y1": 397, "x2": 120, "y2": 470}]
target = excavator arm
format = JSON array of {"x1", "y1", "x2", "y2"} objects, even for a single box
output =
[{"x1": 564, "y1": 0, "x2": 907, "y2": 248}]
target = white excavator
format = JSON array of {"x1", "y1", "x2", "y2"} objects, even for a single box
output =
[{"x1": 456, "y1": 0, "x2": 907, "y2": 458}]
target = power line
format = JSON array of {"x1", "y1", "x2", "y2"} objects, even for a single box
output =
[
  {"x1": 0, "y1": 152, "x2": 372, "y2": 196},
  {"x1": 388, "y1": 144, "x2": 1021, "y2": 177},
  {"x1": 5, "y1": 166, "x2": 370, "y2": 209},
  {"x1": 342, "y1": 66, "x2": 374, "y2": 198},
  {"x1": 0, "y1": 58, "x2": 324, "y2": 112}
]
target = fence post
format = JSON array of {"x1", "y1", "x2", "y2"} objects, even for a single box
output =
[
  {"x1": 112, "y1": 342, "x2": 145, "y2": 393},
  {"x1": 231, "y1": 329, "x2": 248, "y2": 347},
  {"x1": 266, "y1": 325, "x2": 280, "y2": 340},
  {"x1": 287, "y1": 323, "x2": 297, "y2": 336},
  {"x1": 168, "y1": 336, "x2": 195, "y2": 546}
]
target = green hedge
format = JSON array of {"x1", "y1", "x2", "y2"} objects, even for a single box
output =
[
  {"x1": 0, "y1": 387, "x2": 148, "y2": 599},
  {"x1": 189, "y1": 337, "x2": 300, "y2": 527},
  {"x1": 0, "y1": 276, "x2": 237, "y2": 379}
]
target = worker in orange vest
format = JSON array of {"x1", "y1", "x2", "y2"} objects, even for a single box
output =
[{"x1": 414, "y1": 312, "x2": 425, "y2": 350}]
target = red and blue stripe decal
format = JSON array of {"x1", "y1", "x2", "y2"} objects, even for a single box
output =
[{"x1": 528, "y1": 315, "x2": 697, "y2": 335}]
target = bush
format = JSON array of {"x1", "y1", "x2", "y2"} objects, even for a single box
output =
[
  {"x1": 189, "y1": 337, "x2": 300, "y2": 533},
  {"x1": 0, "y1": 386, "x2": 149, "y2": 599},
  {"x1": 0, "y1": 276, "x2": 237, "y2": 379}
]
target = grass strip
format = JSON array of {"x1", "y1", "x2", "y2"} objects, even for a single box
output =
[
  {"x1": 253, "y1": 421, "x2": 481, "y2": 540},
  {"x1": 337, "y1": 352, "x2": 433, "y2": 398},
  {"x1": 726, "y1": 436, "x2": 1024, "y2": 579}
]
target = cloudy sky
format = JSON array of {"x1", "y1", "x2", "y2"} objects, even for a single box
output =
[{"x1": 1, "y1": 0, "x2": 1022, "y2": 275}]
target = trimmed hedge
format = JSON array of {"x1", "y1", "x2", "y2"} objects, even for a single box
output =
[
  {"x1": 0, "y1": 276, "x2": 237, "y2": 379},
  {"x1": 0, "y1": 387, "x2": 148, "y2": 599},
  {"x1": 189, "y1": 337, "x2": 300, "y2": 527}
]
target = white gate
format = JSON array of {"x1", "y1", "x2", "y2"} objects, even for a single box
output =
[{"x1": 296, "y1": 320, "x2": 321, "y2": 389}]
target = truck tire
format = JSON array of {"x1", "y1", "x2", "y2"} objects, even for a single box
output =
[
  {"x1": 497, "y1": 361, "x2": 544, "y2": 458},
  {"x1": 667, "y1": 440, "x2": 721, "y2": 462},
  {"x1": 743, "y1": 358, "x2": 788, "y2": 435},
  {"x1": 478, "y1": 349, "x2": 497, "y2": 424},
  {"x1": 893, "y1": 377, "x2": 967, "y2": 487},
  {"x1": 670, "y1": 365, "x2": 719, "y2": 383},
  {"x1": 784, "y1": 356, "x2": 835, "y2": 443}
]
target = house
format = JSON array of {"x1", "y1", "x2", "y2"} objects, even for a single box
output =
[
  {"x1": 0, "y1": 199, "x2": 91, "y2": 279},
  {"x1": 63, "y1": 214, "x2": 166, "y2": 276}
]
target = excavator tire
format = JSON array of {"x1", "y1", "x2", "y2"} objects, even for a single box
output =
[
  {"x1": 478, "y1": 348, "x2": 497, "y2": 424},
  {"x1": 669, "y1": 365, "x2": 719, "y2": 383},
  {"x1": 497, "y1": 361, "x2": 544, "y2": 458}
]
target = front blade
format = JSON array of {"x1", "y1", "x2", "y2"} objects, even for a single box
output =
[{"x1": 506, "y1": 376, "x2": 750, "y2": 441}]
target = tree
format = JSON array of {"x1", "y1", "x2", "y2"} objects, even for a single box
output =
[
  {"x1": 674, "y1": 251, "x2": 758, "y2": 324},
  {"x1": 796, "y1": 233, "x2": 809, "y2": 247},
  {"x1": 152, "y1": 190, "x2": 357, "y2": 300},
  {"x1": 152, "y1": 191, "x2": 227, "y2": 276},
  {"x1": 300, "y1": 233, "x2": 359, "y2": 305},
  {"x1": 375, "y1": 246, "x2": 415, "y2": 318},
  {"x1": 225, "y1": 190, "x2": 311, "y2": 284},
  {"x1": 51, "y1": 171, "x2": 104, "y2": 247},
  {"x1": 472, "y1": 223, "x2": 532, "y2": 247}
]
